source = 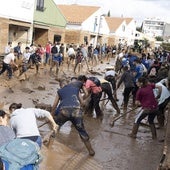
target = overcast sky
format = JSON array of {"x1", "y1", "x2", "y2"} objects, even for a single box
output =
[{"x1": 54, "y1": 0, "x2": 170, "y2": 26}]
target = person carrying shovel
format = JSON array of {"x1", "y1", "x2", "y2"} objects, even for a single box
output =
[{"x1": 128, "y1": 77, "x2": 161, "y2": 139}]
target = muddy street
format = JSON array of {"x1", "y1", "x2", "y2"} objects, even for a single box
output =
[{"x1": 0, "y1": 59, "x2": 165, "y2": 170}]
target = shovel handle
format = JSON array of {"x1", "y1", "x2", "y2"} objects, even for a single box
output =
[{"x1": 112, "y1": 107, "x2": 139, "y2": 123}]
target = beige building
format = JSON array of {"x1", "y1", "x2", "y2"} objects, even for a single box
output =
[
  {"x1": 0, "y1": 2, "x2": 137, "y2": 54},
  {"x1": 57, "y1": 4, "x2": 102, "y2": 46},
  {"x1": 105, "y1": 17, "x2": 136, "y2": 47}
]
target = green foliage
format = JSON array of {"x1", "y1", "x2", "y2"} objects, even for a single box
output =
[
  {"x1": 136, "y1": 27, "x2": 142, "y2": 32},
  {"x1": 161, "y1": 43, "x2": 170, "y2": 51},
  {"x1": 143, "y1": 38, "x2": 150, "y2": 47},
  {"x1": 107, "y1": 10, "x2": 110, "y2": 17},
  {"x1": 155, "y1": 36, "x2": 163, "y2": 41}
]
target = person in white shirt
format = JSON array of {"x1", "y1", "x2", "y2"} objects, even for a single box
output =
[
  {"x1": 154, "y1": 80, "x2": 170, "y2": 127},
  {"x1": 23, "y1": 47, "x2": 31, "y2": 64},
  {"x1": 4, "y1": 42, "x2": 12, "y2": 55},
  {"x1": 67, "y1": 45, "x2": 75, "y2": 58},
  {"x1": 9, "y1": 103, "x2": 58, "y2": 147},
  {"x1": 18, "y1": 46, "x2": 32, "y2": 79},
  {"x1": 67, "y1": 45, "x2": 75, "y2": 68},
  {"x1": 105, "y1": 67, "x2": 119, "y2": 101},
  {"x1": 0, "y1": 49, "x2": 18, "y2": 79}
]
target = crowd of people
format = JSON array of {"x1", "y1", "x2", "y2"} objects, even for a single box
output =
[
  {"x1": 0, "y1": 41, "x2": 120, "y2": 80},
  {"x1": 0, "y1": 40, "x2": 170, "y2": 169}
]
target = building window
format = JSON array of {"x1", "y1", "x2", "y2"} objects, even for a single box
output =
[
  {"x1": 122, "y1": 25, "x2": 125, "y2": 32},
  {"x1": 36, "y1": 0, "x2": 44, "y2": 11}
]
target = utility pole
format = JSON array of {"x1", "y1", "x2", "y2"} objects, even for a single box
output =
[{"x1": 97, "y1": 14, "x2": 105, "y2": 45}]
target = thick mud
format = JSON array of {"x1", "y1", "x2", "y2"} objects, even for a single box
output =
[{"x1": 0, "y1": 60, "x2": 164, "y2": 170}]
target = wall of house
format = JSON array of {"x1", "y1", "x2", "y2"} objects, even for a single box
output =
[
  {"x1": 64, "y1": 29, "x2": 93, "y2": 46},
  {"x1": 114, "y1": 21, "x2": 128, "y2": 46},
  {"x1": 82, "y1": 9, "x2": 109, "y2": 34},
  {"x1": 0, "y1": 0, "x2": 34, "y2": 53},
  {"x1": 34, "y1": 0, "x2": 66, "y2": 28},
  {"x1": 82, "y1": 10, "x2": 110, "y2": 47},
  {"x1": 49, "y1": 27, "x2": 65, "y2": 44},
  {"x1": 126, "y1": 20, "x2": 136, "y2": 46},
  {"x1": 0, "y1": 18, "x2": 9, "y2": 54},
  {"x1": 115, "y1": 21, "x2": 127, "y2": 38},
  {"x1": 108, "y1": 36, "x2": 116, "y2": 46},
  {"x1": 9, "y1": 25, "x2": 30, "y2": 46},
  {"x1": 64, "y1": 30, "x2": 81, "y2": 45},
  {"x1": 0, "y1": 0, "x2": 34, "y2": 23}
]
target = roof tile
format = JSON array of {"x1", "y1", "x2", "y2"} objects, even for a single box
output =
[
  {"x1": 105, "y1": 17, "x2": 125, "y2": 32},
  {"x1": 57, "y1": 4, "x2": 100, "y2": 24}
]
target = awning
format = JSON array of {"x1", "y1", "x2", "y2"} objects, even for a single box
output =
[
  {"x1": 9, "y1": 19, "x2": 31, "y2": 28},
  {"x1": 33, "y1": 23, "x2": 49, "y2": 30},
  {"x1": 90, "y1": 32, "x2": 98, "y2": 37}
]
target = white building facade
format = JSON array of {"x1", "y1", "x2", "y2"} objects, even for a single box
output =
[
  {"x1": 125, "y1": 19, "x2": 136, "y2": 46},
  {"x1": 0, "y1": 0, "x2": 35, "y2": 50},
  {"x1": 142, "y1": 18, "x2": 165, "y2": 38}
]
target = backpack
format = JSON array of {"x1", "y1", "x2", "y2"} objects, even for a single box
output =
[
  {"x1": 0, "y1": 138, "x2": 42, "y2": 170},
  {"x1": 88, "y1": 77, "x2": 101, "y2": 87}
]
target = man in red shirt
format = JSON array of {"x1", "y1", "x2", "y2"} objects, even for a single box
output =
[
  {"x1": 129, "y1": 77, "x2": 161, "y2": 139},
  {"x1": 45, "y1": 41, "x2": 52, "y2": 65},
  {"x1": 78, "y1": 75, "x2": 103, "y2": 119}
]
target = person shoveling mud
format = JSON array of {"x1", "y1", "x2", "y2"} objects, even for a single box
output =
[
  {"x1": 9, "y1": 102, "x2": 58, "y2": 147},
  {"x1": 51, "y1": 79, "x2": 95, "y2": 156}
]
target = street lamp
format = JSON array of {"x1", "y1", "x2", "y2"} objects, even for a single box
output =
[{"x1": 97, "y1": 14, "x2": 105, "y2": 45}]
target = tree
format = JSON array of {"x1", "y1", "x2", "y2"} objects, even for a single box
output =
[
  {"x1": 155, "y1": 36, "x2": 163, "y2": 41},
  {"x1": 136, "y1": 27, "x2": 142, "y2": 32},
  {"x1": 143, "y1": 38, "x2": 150, "y2": 48},
  {"x1": 107, "y1": 10, "x2": 110, "y2": 17},
  {"x1": 161, "y1": 42, "x2": 170, "y2": 51}
]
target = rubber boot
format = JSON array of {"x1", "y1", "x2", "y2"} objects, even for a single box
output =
[
  {"x1": 111, "y1": 99, "x2": 120, "y2": 115},
  {"x1": 150, "y1": 124, "x2": 157, "y2": 139},
  {"x1": 36, "y1": 64, "x2": 39, "y2": 74},
  {"x1": 82, "y1": 139, "x2": 95, "y2": 156},
  {"x1": 128, "y1": 124, "x2": 139, "y2": 138},
  {"x1": 123, "y1": 103, "x2": 127, "y2": 112},
  {"x1": 157, "y1": 114, "x2": 165, "y2": 128}
]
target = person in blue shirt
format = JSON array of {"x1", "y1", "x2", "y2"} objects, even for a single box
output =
[
  {"x1": 121, "y1": 56, "x2": 129, "y2": 67},
  {"x1": 128, "y1": 53, "x2": 138, "y2": 71},
  {"x1": 141, "y1": 53, "x2": 149, "y2": 71},
  {"x1": 133, "y1": 59, "x2": 144, "y2": 82},
  {"x1": 51, "y1": 79, "x2": 95, "y2": 156},
  {"x1": 132, "y1": 58, "x2": 144, "y2": 104}
]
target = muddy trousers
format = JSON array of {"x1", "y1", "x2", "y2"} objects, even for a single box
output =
[
  {"x1": 54, "y1": 108, "x2": 95, "y2": 155},
  {"x1": 128, "y1": 124, "x2": 139, "y2": 138},
  {"x1": 101, "y1": 82, "x2": 120, "y2": 114},
  {"x1": 123, "y1": 87, "x2": 134, "y2": 108},
  {"x1": 105, "y1": 76, "x2": 117, "y2": 99},
  {"x1": 0, "y1": 62, "x2": 12, "y2": 78},
  {"x1": 88, "y1": 92, "x2": 102, "y2": 117},
  {"x1": 129, "y1": 108, "x2": 158, "y2": 139},
  {"x1": 150, "y1": 124, "x2": 157, "y2": 139},
  {"x1": 129, "y1": 123, "x2": 157, "y2": 139}
]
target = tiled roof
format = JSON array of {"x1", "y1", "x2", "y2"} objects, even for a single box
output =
[
  {"x1": 57, "y1": 4, "x2": 100, "y2": 24},
  {"x1": 124, "y1": 17, "x2": 133, "y2": 24},
  {"x1": 105, "y1": 17, "x2": 125, "y2": 32}
]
